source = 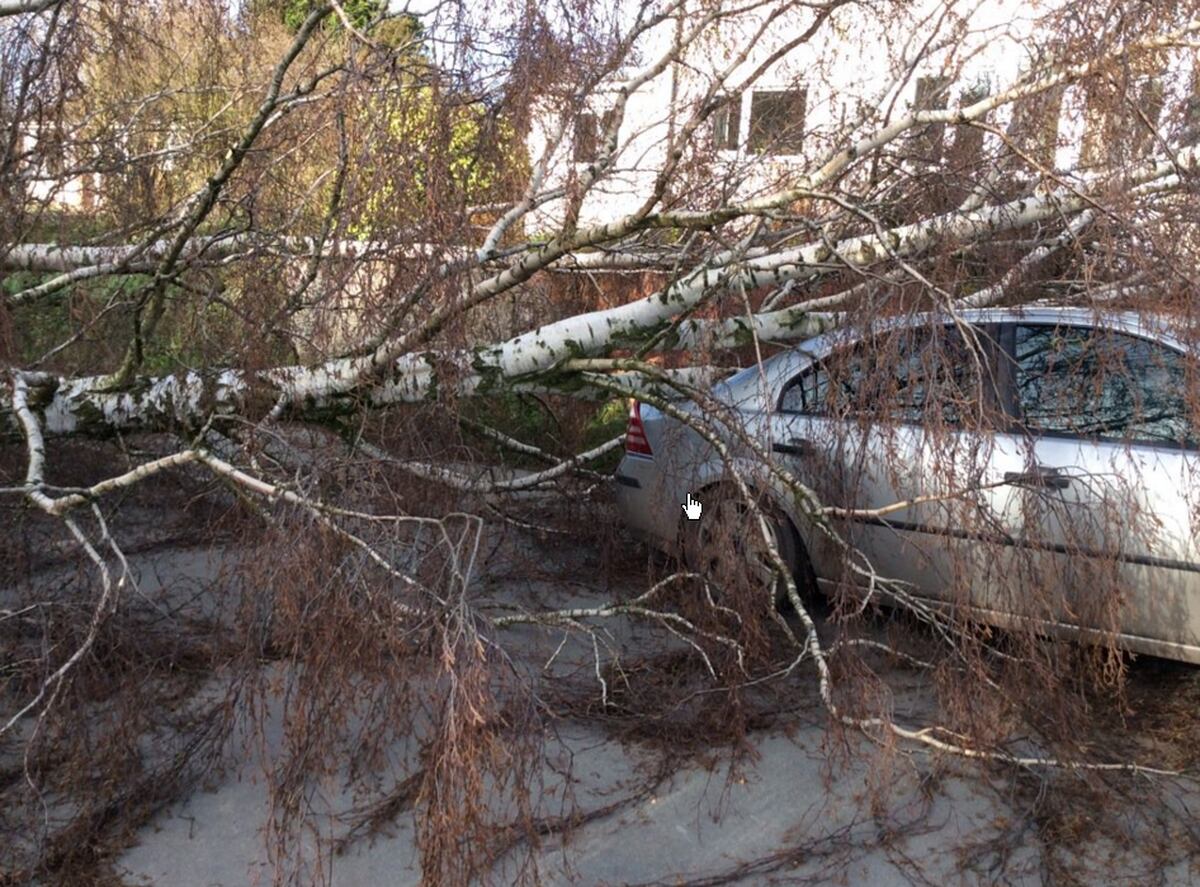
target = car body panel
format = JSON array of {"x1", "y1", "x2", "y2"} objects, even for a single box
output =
[{"x1": 613, "y1": 307, "x2": 1200, "y2": 662}]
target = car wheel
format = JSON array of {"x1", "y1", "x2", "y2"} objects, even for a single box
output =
[{"x1": 681, "y1": 487, "x2": 802, "y2": 608}]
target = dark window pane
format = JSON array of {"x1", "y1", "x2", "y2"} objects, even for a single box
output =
[
  {"x1": 748, "y1": 88, "x2": 805, "y2": 155},
  {"x1": 914, "y1": 75, "x2": 950, "y2": 107},
  {"x1": 573, "y1": 110, "x2": 615, "y2": 163},
  {"x1": 948, "y1": 81, "x2": 989, "y2": 166},
  {"x1": 573, "y1": 111, "x2": 598, "y2": 163},
  {"x1": 712, "y1": 94, "x2": 740, "y2": 150},
  {"x1": 1013, "y1": 325, "x2": 1194, "y2": 446},
  {"x1": 780, "y1": 357, "x2": 830, "y2": 414},
  {"x1": 1082, "y1": 73, "x2": 1165, "y2": 167},
  {"x1": 781, "y1": 325, "x2": 985, "y2": 425},
  {"x1": 1183, "y1": 65, "x2": 1200, "y2": 145},
  {"x1": 1007, "y1": 84, "x2": 1064, "y2": 168},
  {"x1": 912, "y1": 75, "x2": 950, "y2": 161}
]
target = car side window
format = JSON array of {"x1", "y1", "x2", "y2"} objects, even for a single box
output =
[
  {"x1": 1012, "y1": 324, "x2": 1196, "y2": 448},
  {"x1": 779, "y1": 324, "x2": 985, "y2": 425}
]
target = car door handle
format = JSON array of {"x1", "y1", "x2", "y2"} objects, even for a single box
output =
[
  {"x1": 772, "y1": 437, "x2": 815, "y2": 458},
  {"x1": 1004, "y1": 466, "x2": 1071, "y2": 490}
]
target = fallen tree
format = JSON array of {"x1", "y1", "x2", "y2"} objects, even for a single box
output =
[{"x1": 3, "y1": 0, "x2": 1200, "y2": 883}]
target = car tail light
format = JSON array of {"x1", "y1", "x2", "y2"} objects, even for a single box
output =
[{"x1": 625, "y1": 400, "x2": 653, "y2": 457}]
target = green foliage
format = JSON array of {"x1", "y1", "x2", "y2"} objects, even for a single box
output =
[
  {"x1": 4, "y1": 274, "x2": 147, "y2": 369},
  {"x1": 3, "y1": 273, "x2": 65, "y2": 363},
  {"x1": 459, "y1": 394, "x2": 627, "y2": 474},
  {"x1": 2, "y1": 271, "x2": 41, "y2": 296},
  {"x1": 244, "y1": 2, "x2": 522, "y2": 238},
  {"x1": 463, "y1": 391, "x2": 561, "y2": 460},
  {"x1": 351, "y1": 92, "x2": 526, "y2": 237},
  {"x1": 583, "y1": 398, "x2": 628, "y2": 446},
  {"x1": 2, "y1": 270, "x2": 290, "y2": 374},
  {"x1": 140, "y1": 295, "x2": 231, "y2": 376},
  {"x1": 580, "y1": 398, "x2": 628, "y2": 473},
  {"x1": 371, "y1": 13, "x2": 424, "y2": 48},
  {"x1": 262, "y1": 0, "x2": 383, "y2": 34},
  {"x1": 78, "y1": 6, "x2": 260, "y2": 225},
  {"x1": 260, "y1": 0, "x2": 423, "y2": 42}
]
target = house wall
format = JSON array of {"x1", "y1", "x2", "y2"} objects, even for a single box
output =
[
  {"x1": 21, "y1": 132, "x2": 96, "y2": 211},
  {"x1": 526, "y1": 0, "x2": 1193, "y2": 232}
]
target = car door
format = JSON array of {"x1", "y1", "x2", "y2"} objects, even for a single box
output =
[
  {"x1": 771, "y1": 320, "x2": 1014, "y2": 604},
  {"x1": 992, "y1": 321, "x2": 1200, "y2": 651}
]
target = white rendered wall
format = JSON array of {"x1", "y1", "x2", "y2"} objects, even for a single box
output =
[{"x1": 525, "y1": 0, "x2": 1186, "y2": 231}]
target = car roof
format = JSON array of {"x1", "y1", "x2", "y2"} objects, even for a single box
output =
[
  {"x1": 928, "y1": 305, "x2": 1187, "y2": 346},
  {"x1": 956, "y1": 305, "x2": 1154, "y2": 328},
  {"x1": 793, "y1": 305, "x2": 1186, "y2": 352}
]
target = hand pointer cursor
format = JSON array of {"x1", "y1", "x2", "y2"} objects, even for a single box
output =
[{"x1": 682, "y1": 493, "x2": 702, "y2": 521}]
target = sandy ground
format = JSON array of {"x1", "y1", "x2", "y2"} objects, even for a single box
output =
[
  {"x1": 97, "y1": 518, "x2": 1200, "y2": 886},
  {"x1": 6, "y1": 484, "x2": 1200, "y2": 886}
]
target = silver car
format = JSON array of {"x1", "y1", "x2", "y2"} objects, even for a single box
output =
[{"x1": 614, "y1": 307, "x2": 1200, "y2": 663}]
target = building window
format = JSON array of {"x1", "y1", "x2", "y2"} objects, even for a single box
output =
[
  {"x1": 573, "y1": 109, "x2": 616, "y2": 164},
  {"x1": 912, "y1": 75, "x2": 951, "y2": 162},
  {"x1": 1006, "y1": 84, "x2": 1063, "y2": 168},
  {"x1": 711, "y1": 94, "x2": 741, "y2": 151},
  {"x1": 1081, "y1": 75, "x2": 1164, "y2": 166},
  {"x1": 747, "y1": 88, "x2": 805, "y2": 155},
  {"x1": 1130, "y1": 77, "x2": 1165, "y2": 156},
  {"x1": 1181, "y1": 67, "x2": 1200, "y2": 145},
  {"x1": 948, "y1": 79, "x2": 989, "y2": 166}
]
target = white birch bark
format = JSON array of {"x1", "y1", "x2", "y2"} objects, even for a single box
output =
[
  {"x1": 0, "y1": 237, "x2": 410, "y2": 275},
  {"x1": 8, "y1": 136, "x2": 1196, "y2": 438},
  {"x1": 0, "y1": 0, "x2": 58, "y2": 16}
]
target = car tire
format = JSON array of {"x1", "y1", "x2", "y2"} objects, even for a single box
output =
[{"x1": 680, "y1": 485, "x2": 812, "y2": 610}]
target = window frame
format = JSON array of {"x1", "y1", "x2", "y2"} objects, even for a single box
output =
[
  {"x1": 997, "y1": 321, "x2": 1199, "y2": 452},
  {"x1": 774, "y1": 322, "x2": 1002, "y2": 427}
]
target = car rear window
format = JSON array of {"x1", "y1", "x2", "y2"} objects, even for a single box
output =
[{"x1": 779, "y1": 323, "x2": 990, "y2": 426}]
